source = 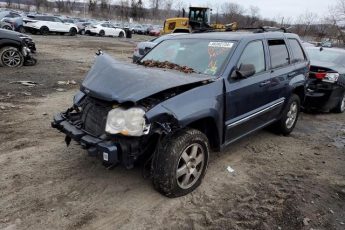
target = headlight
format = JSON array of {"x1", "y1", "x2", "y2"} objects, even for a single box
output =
[{"x1": 105, "y1": 107, "x2": 150, "y2": 136}]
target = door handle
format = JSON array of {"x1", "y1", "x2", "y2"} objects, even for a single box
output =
[{"x1": 260, "y1": 80, "x2": 271, "y2": 87}]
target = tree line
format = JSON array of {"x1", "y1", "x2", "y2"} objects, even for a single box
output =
[{"x1": 3, "y1": 0, "x2": 345, "y2": 44}]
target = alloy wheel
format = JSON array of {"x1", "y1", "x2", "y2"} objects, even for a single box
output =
[
  {"x1": 286, "y1": 101, "x2": 298, "y2": 129},
  {"x1": 176, "y1": 143, "x2": 205, "y2": 189},
  {"x1": 2, "y1": 49, "x2": 22, "y2": 67}
]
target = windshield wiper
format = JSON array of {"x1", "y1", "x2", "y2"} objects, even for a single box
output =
[{"x1": 140, "y1": 60, "x2": 196, "y2": 74}]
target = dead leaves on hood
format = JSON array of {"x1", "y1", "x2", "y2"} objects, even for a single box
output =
[{"x1": 141, "y1": 60, "x2": 195, "y2": 74}]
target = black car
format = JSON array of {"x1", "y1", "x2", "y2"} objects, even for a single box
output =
[
  {"x1": 304, "y1": 47, "x2": 345, "y2": 113},
  {"x1": 52, "y1": 31, "x2": 309, "y2": 197},
  {"x1": 0, "y1": 28, "x2": 36, "y2": 67}
]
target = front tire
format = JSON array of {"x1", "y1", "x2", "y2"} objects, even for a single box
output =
[
  {"x1": 118, "y1": 31, "x2": 124, "y2": 38},
  {"x1": 40, "y1": 26, "x2": 49, "y2": 35},
  {"x1": 69, "y1": 28, "x2": 77, "y2": 36},
  {"x1": 273, "y1": 94, "x2": 300, "y2": 135},
  {"x1": 152, "y1": 129, "x2": 209, "y2": 198},
  {"x1": 0, "y1": 47, "x2": 24, "y2": 67},
  {"x1": 99, "y1": 30, "x2": 105, "y2": 36}
]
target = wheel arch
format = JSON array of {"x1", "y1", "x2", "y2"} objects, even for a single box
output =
[
  {"x1": 292, "y1": 84, "x2": 305, "y2": 103},
  {"x1": 185, "y1": 117, "x2": 220, "y2": 151}
]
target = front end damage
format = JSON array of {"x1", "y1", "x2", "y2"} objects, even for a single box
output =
[
  {"x1": 52, "y1": 53, "x2": 213, "y2": 168},
  {"x1": 51, "y1": 93, "x2": 160, "y2": 168}
]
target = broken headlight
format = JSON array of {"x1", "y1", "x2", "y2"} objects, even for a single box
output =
[{"x1": 105, "y1": 107, "x2": 150, "y2": 136}]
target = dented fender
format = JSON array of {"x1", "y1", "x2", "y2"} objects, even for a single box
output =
[{"x1": 145, "y1": 79, "x2": 224, "y2": 143}]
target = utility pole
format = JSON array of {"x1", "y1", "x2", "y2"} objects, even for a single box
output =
[{"x1": 84, "y1": 0, "x2": 86, "y2": 18}]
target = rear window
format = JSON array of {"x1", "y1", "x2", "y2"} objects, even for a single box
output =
[
  {"x1": 268, "y1": 39, "x2": 290, "y2": 69},
  {"x1": 288, "y1": 39, "x2": 306, "y2": 63}
]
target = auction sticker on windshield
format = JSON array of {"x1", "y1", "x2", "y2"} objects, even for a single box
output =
[{"x1": 208, "y1": 42, "x2": 234, "y2": 48}]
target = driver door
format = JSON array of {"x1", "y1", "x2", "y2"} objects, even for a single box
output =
[{"x1": 224, "y1": 40, "x2": 273, "y2": 143}]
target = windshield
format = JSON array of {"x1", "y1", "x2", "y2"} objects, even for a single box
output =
[
  {"x1": 140, "y1": 39, "x2": 235, "y2": 76},
  {"x1": 307, "y1": 48, "x2": 345, "y2": 65}
]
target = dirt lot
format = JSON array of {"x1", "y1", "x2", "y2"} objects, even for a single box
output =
[{"x1": 0, "y1": 35, "x2": 344, "y2": 230}]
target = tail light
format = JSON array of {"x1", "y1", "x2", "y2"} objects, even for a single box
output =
[{"x1": 314, "y1": 72, "x2": 339, "y2": 83}]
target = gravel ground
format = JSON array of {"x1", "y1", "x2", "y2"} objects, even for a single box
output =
[{"x1": 0, "y1": 34, "x2": 344, "y2": 230}]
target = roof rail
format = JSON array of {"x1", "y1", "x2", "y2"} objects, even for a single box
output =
[{"x1": 237, "y1": 26, "x2": 287, "y2": 33}]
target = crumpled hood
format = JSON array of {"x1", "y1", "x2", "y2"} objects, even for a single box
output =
[{"x1": 81, "y1": 53, "x2": 213, "y2": 103}]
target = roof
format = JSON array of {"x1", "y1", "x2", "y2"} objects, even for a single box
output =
[{"x1": 168, "y1": 31, "x2": 300, "y2": 41}]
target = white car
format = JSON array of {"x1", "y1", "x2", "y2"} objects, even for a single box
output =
[
  {"x1": 23, "y1": 15, "x2": 78, "y2": 36},
  {"x1": 85, "y1": 23, "x2": 125, "y2": 37}
]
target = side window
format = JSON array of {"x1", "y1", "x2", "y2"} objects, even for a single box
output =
[
  {"x1": 237, "y1": 40, "x2": 266, "y2": 76},
  {"x1": 268, "y1": 39, "x2": 290, "y2": 69},
  {"x1": 288, "y1": 39, "x2": 306, "y2": 63},
  {"x1": 53, "y1": 17, "x2": 62, "y2": 22}
]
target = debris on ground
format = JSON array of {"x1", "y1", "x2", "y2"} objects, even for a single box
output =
[
  {"x1": 141, "y1": 60, "x2": 195, "y2": 74},
  {"x1": 22, "y1": 92, "x2": 32, "y2": 96},
  {"x1": 0, "y1": 106, "x2": 5, "y2": 110},
  {"x1": 227, "y1": 166, "x2": 235, "y2": 173},
  {"x1": 303, "y1": 217, "x2": 311, "y2": 226},
  {"x1": 56, "y1": 88, "x2": 66, "y2": 92},
  {"x1": 57, "y1": 80, "x2": 77, "y2": 85},
  {"x1": 10, "y1": 81, "x2": 38, "y2": 87}
]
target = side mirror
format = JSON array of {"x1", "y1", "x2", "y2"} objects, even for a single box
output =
[{"x1": 230, "y1": 64, "x2": 256, "y2": 79}]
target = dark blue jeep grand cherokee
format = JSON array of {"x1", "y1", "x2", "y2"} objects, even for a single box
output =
[{"x1": 52, "y1": 31, "x2": 309, "y2": 197}]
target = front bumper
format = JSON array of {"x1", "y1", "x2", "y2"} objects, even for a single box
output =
[{"x1": 51, "y1": 113, "x2": 119, "y2": 165}]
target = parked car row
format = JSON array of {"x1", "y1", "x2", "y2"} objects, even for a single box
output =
[
  {"x1": 130, "y1": 24, "x2": 163, "y2": 36},
  {"x1": 0, "y1": 9, "x2": 135, "y2": 38}
]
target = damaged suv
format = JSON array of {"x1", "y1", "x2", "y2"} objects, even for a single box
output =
[{"x1": 52, "y1": 32, "x2": 309, "y2": 197}]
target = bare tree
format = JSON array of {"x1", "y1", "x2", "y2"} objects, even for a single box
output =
[
  {"x1": 296, "y1": 11, "x2": 318, "y2": 37},
  {"x1": 248, "y1": 5, "x2": 260, "y2": 26},
  {"x1": 222, "y1": 2, "x2": 245, "y2": 23},
  {"x1": 326, "y1": 1, "x2": 345, "y2": 45},
  {"x1": 174, "y1": 0, "x2": 186, "y2": 17},
  {"x1": 6, "y1": 0, "x2": 13, "y2": 7},
  {"x1": 149, "y1": 0, "x2": 161, "y2": 19},
  {"x1": 34, "y1": 0, "x2": 47, "y2": 11},
  {"x1": 55, "y1": 0, "x2": 65, "y2": 12}
]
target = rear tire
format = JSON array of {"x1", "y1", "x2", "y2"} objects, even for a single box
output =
[
  {"x1": 272, "y1": 94, "x2": 300, "y2": 135},
  {"x1": 0, "y1": 46, "x2": 24, "y2": 67},
  {"x1": 152, "y1": 129, "x2": 209, "y2": 198},
  {"x1": 40, "y1": 26, "x2": 49, "y2": 35},
  {"x1": 333, "y1": 91, "x2": 345, "y2": 113},
  {"x1": 118, "y1": 31, "x2": 124, "y2": 38},
  {"x1": 99, "y1": 30, "x2": 105, "y2": 36}
]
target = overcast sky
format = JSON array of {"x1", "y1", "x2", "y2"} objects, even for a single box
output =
[{"x1": 185, "y1": 0, "x2": 338, "y2": 21}]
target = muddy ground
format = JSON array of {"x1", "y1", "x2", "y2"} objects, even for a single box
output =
[{"x1": 0, "y1": 35, "x2": 344, "y2": 230}]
